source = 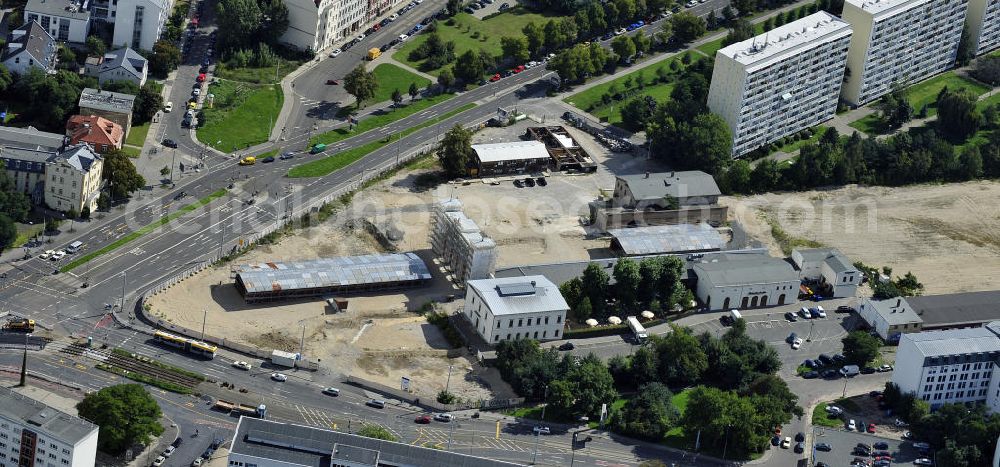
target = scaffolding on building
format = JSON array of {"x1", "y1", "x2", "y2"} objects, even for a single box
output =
[{"x1": 430, "y1": 199, "x2": 498, "y2": 283}]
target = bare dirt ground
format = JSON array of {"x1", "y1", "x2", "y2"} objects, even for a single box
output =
[{"x1": 726, "y1": 181, "x2": 1000, "y2": 294}]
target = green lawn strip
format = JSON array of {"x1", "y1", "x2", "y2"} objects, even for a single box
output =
[
  {"x1": 812, "y1": 403, "x2": 842, "y2": 428},
  {"x1": 125, "y1": 122, "x2": 151, "y2": 147},
  {"x1": 291, "y1": 103, "x2": 475, "y2": 178},
  {"x1": 590, "y1": 82, "x2": 675, "y2": 126},
  {"x1": 198, "y1": 80, "x2": 283, "y2": 152},
  {"x1": 976, "y1": 89, "x2": 1000, "y2": 111},
  {"x1": 564, "y1": 55, "x2": 691, "y2": 117},
  {"x1": 371, "y1": 63, "x2": 431, "y2": 103},
  {"x1": 14, "y1": 224, "x2": 42, "y2": 247},
  {"x1": 121, "y1": 146, "x2": 142, "y2": 158},
  {"x1": 311, "y1": 93, "x2": 457, "y2": 146},
  {"x1": 849, "y1": 114, "x2": 885, "y2": 135},
  {"x1": 111, "y1": 348, "x2": 207, "y2": 381},
  {"x1": 61, "y1": 189, "x2": 228, "y2": 272},
  {"x1": 213, "y1": 57, "x2": 305, "y2": 84},
  {"x1": 906, "y1": 72, "x2": 990, "y2": 116},
  {"x1": 396, "y1": 9, "x2": 568, "y2": 75},
  {"x1": 95, "y1": 363, "x2": 193, "y2": 394},
  {"x1": 771, "y1": 126, "x2": 828, "y2": 154}
]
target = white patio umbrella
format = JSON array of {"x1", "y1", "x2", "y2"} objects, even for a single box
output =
[
  {"x1": 608, "y1": 316, "x2": 622, "y2": 325},
  {"x1": 641, "y1": 310, "x2": 655, "y2": 319}
]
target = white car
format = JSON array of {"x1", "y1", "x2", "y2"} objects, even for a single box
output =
[
  {"x1": 51, "y1": 250, "x2": 66, "y2": 261},
  {"x1": 270, "y1": 373, "x2": 287, "y2": 382},
  {"x1": 39, "y1": 250, "x2": 55, "y2": 260},
  {"x1": 780, "y1": 437, "x2": 791, "y2": 449},
  {"x1": 614, "y1": 28, "x2": 626, "y2": 35},
  {"x1": 399, "y1": 34, "x2": 409, "y2": 41},
  {"x1": 913, "y1": 459, "x2": 933, "y2": 466},
  {"x1": 232, "y1": 361, "x2": 251, "y2": 370},
  {"x1": 847, "y1": 419, "x2": 856, "y2": 431},
  {"x1": 825, "y1": 405, "x2": 843, "y2": 416},
  {"x1": 685, "y1": 0, "x2": 696, "y2": 6},
  {"x1": 799, "y1": 307, "x2": 812, "y2": 319},
  {"x1": 191, "y1": 458, "x2": 203, "y2": 467},
  {"x1": 152, "y1": 456, "x2": 166, "y2": 466},
  {"x1": 164, "y1": 101, "x2": 173, "y2": 112},
  {"x1": 532, "y1": 426, "x2": 550, "y2": 435},
  {"x1": 192, "y1": 88, "x2": 201, "y2": 96},
  {"x1": 322, "y1": 387, "x2": 340, "y2": 396},
  {"x1": 163, "y1": 446, "x2": 176, "y2": 457},
  {"x1": 389, "y1": 13, "x2": 398, "y2": 20},
  {"x1": 434, "y1": 413, "x2": 454, "y2": 422},
  {"x1": 329, "y1": 48, "x2": 341, "y2": 57},
  {"x1": 357, "y1": 34, "x2": 366, "y2": 41},
  {"x1": 791, "y1": 337, "x2": 803, "y2": 350}
]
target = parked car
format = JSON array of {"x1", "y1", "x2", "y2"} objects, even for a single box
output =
[
  {"x1": 780, "y1": 437, "x2": 791, "y2": 449},
  {"x1": 847, "y1": 419, "x2": 856, "y2": 431},
  {"x1": 280, "y1": 151, "x2": 295, "y2": 160},
  {"x1": 873, "y1": 441, "x2": 889, "y2": 450},
  {"x1": 558, "y1": 342, "x2": 574, "y2": 351},
  {"x1": 913, "y1": 459, "x2": 934, "y2": 466},
  {"x1": 326, "y1": 79, "x2": 340, "y2": 85},
  {"x1": 270, "y1": 373, "x2": 287, "y2": 382},
  {"x1": 499, "y1": 2, "x2": 509, "y2": 9},
  {"x1": 366, "y1": 399, "x2": 386, "y2": 409},
  {"x1": 164, "y1": 101, "x2": 173, "y2": 112},
  {"x1": 415, "y1": 415, "x2": 431, "y2": 424},
  {"x1": 434, "y1": 413, "x2": 454, "y2": 422},
  {"x1": 536, "y1": 177, "x2": 547, "y2": 186},
  {"x1": 163, "y1": 446, "x2": 176, "y2": 457},
  {"x1": 191, "y1": 458, "x2": 203, "y2": 467},
  {"x1": 815, "y1": 442, "x2": 832, "y2": 451},
  {"x1": 322, "y1": 387, "x2": 340, "y2": 396},
  {"x1": 791, "y1": 337, "x2": 803, "y2": 350},
  {"x1": 811, "y1": 306, "x2": 827, "y2": 318},
  {"x1": 861, "y1": 366, "x2": 876, "y2": 374},
  {"x1": 232, "y1": 361, "x2": 251, "y2": 370},
  {"x1": 794, "y1": 432, "x2": 805, "y2": 442},
  {"x1": 524, "y1": 177, "x2": 535, "y2": 187},
  {"x1": 878, "y1": 364, "x2": 894, "y2": 372},
  {"x1": 784, "y1": 311, "x2": 798, "y2": 322},
  {"x1": 837, "y1": 305, "x2": 855, "y2": 313},
  {"x1": 162, "y1": 139, "x2": 178, "y2": 148},
  {"x1": 261, "y1": 156, "x2": 276, "y2": 163},
  {"x1": 794, "y1": 442, "x2": 804, "y2": 453},
  {"x1": 802, "y1": 371, "x2": 819, "y2": 379},
  {"x1": 533, "y1": 426, "x2": 550, "y2": 435},
  {"x1": 152, "y1": 456, "x2": 166, "y2": 467},
  {"x1": 826, "y1": 405, "x2": 843, "y2": 416},
  {"x1": 799, "y1": 307, "x2": 812, "y2": 319}
]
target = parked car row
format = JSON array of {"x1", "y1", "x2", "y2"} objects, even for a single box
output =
[{"x1": 513, "y1": 177, "x2": 547, "y2": 188}]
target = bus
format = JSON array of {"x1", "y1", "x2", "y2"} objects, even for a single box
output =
[
  {"x1": 153, "y1": 331, "x2": 218, "y2": 359},
  {"x1": 626, "y1": 316, "x2": 648, "y2": 343}
]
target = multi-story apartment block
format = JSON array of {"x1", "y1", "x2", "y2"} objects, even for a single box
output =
[
  {"x1": 78, "y1": 88, "x2": 135, "y2": 137},
  {"x1": 893, "y1": 322, "x2": 1000, "y2": 411},
  {"x1": 283, "y1": 0, "x2": 364, "y2": 52},
  {"x1": 708, "y1": 12, "x2": 852, "y2": 157},
  {"x1": 110, "y1": 0, "x2": 172, "y2": 51},
  {"x1": 0, "y1": 136, "x2": 103, "y2": 213},
  {"x1": 966, "y1": 0, "x2": 1000, "y2": 56},
  {"x1": 841, "y1": 0, "x2": 968, "y2": 107},
  {"x1": 0, "y1": 387, "x2": 99, "y2": 467},
  {"x1": 430, "y1": 199, "x2": 497, "y2": 283},
  {"x1": 25, "y1": 0, "x2": 91, "y2": 43}
]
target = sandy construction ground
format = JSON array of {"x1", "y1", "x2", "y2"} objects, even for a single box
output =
[{"x1": 726, "y1": 181, "x2": 1000, "y2": 294}]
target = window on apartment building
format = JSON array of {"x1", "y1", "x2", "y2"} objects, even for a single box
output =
[
  {"x1": 534, "y1": 331, "x2": 538, "y2": 339},
  {"x1": 60, "y1": 450, "x2": 68, "y2": 455},
  {"x1": 496, "y1": 321, "x2": 500, "y2": 328},
  {"x1": 926, "y1": 377, "x2": 933, "y2": 383},
  {"x1": 936, "y1": 384, "x2": 944, "y2": 391},
  {"x1": 945, "y1": 392, "x2": 953, "y2": 399},
  {"x1": 526, "y1": 318, "x2": 531, "y2": 326},
  {"x1": 506, "y1": 334, "x2": 510, "y2": 340},
  {"x1": 494, "y1": 335, "x2": 499, "y2": 342},
  {"x1": 947, "y1": 383, "x2": 955, "y2": 390},
  {"x1": 924, "y1": 385, "x2": 932, "y2": 392},
  {"x1": 962, "y1": 364, "x2": 971, "y2": 371},
  {"x1": 509, "y1": 321, "x2": 512, "y2": 328},
  {"x1": 544, "y1": 317, "x2": 549, "y2": 325},
  {"x1": 515, "y1": 333, "x2": 520, "y2": 339},
  {"x1": 949, "y1": 374, "x2": 957, "y2": 381},
  {"x1": 554, "y1": 330, "x2": 559, "y2": 337},
  {"x1": 934, "y1": 393, "x2": 942, "y2": 400},
  {"x1": 518, "y1": 319, "x2": 522, "y2": 327},
  {"x1": 542, "y1": 331, "x2": 547, "y2": 338},
  {"x1": 557, "y1": 316, "x2": 562, "y2": 323},
  {"x1": 61, "y1": 460, "x2": 68, "y2": 465}
]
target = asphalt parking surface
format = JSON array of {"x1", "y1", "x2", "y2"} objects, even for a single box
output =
[{"x1": 810, "y1": 427, "x2": 929, "y2": 466}]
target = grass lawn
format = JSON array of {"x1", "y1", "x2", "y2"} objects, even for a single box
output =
[
  {"x1": 14, "y1": 224, "x2": 42, "y2": 248},
  {"x1": 772, "y1": 126, "x2": 828, "y2": 154},
  {"x1": 371, "y1": 63, "x2": 431, "y2": 103},
  {"x1": 564, "y1": 55, "x2": 691, "y2": 127},
  {"x1": 977, "y1": 89, "x2": 1000, "y2": 111},
  {"x1": 395, "y1": 9, "x2": 567, "y2": 75},
  {"x1": 290, "y1": 103, "x2": 475, "y2": 178},
  {"x1": 198, "y1": 80, "x2": 283, "y2": 153},
  {"x1": 214, "y1": 57, "x2": 305, "y2": 84},
  {"x1": 121, "y1": 146, "x2": 142, "y2": 158},
  {"x1": 662, "y1": 388, "x2": 694, "y2": 449},
  {"x1": 125, "y1": 122, "x2": 150, "y2": 147},
  {"x1": 906, "y1": 72, "x2": 990, "y2": 117},
  {"x1": 311, "y1": 93, "x2": 456, "y2": 146},
  {"x1": 812, "y1": 403, "x2": 843, "y2": 428}
]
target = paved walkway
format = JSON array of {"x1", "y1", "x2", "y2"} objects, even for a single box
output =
[{"x1": 380, "y1": 54, "x2": 438, "y2": 82}]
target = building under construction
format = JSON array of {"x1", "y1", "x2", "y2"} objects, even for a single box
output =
[
  {"x1": 233, "y1": 253, "x2": 432, "y2": 303},
  {"x1": 525, "y1": 126, "x2": 598, "y2": 173},
  {"x1": 430, "y1": 199, "x2": 498, "y2": 283}
]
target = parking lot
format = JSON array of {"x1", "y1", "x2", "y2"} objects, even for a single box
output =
[{"x1": 810, "y1": 427, "x2": 930, "y2": 467}]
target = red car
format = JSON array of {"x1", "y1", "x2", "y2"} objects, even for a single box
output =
[
  {"x1": 512, "y1": 65, "x2": 525, "y2": 73},
  {"x1": 326, "y1": 79, "x2": 340, "y2": 85},
  {"x1": 489, "y1": 73, "x2": 501, "y2": 82},
  {"x1": 197, "y1": 73, "x2": 206, "y2": 82},
  {"x1": 414, "y1": 415, "x2": 431, "y2": 424},
  {"x1": 373, "y1": 23, "x2": 381, "y2": 31},
  {"x1": 867, "y1": 423, "x2": 876, "y2": 433}
]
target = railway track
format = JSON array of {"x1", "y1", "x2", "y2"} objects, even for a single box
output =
[{"x1": 58, "y1": 343, "x2": 203, "y2": 389}]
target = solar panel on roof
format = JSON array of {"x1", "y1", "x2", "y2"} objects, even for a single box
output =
[{"x1": 495, "y1": 282, "x2": 536, "y2": 297}]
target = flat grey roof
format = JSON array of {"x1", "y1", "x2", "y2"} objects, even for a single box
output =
[
  {"x1": 466, "y1": 275, "x2": 568, "y2": 316},
  {"x1": 609, "y1": 223, "x2": 724, "y2": 255},
  {"x1": 332, "y1": 444, "x2": 378, "y2": 466},
  {"x1": 908, "y1": 291, "x2": 1000, "y2": 327},
  {"x1": 692, "y1": 254, "x2": 799, "y2": 286},
  {"x1": 0, "y1": 387, "x2": 98, "y2": 446},
  {"x1": 902, "y1": 325, "x2": 1000, "y2": 358},
  {"x1": 861, "y1": 298, "x2": 922, "y2": 326},
  {"x1": 231, "y1": 416, "x2": 523, "y2": 467},
  {"x1": 0, "y1": 125, "x2": 64, "y2": 151},
  {"x1": 472, "y1": 141, "x2": 549, "y2": 163},
  {"x1": 618, "y1": 171, "x2": 721, "y2": 202},
  {"x1": 25, "y1": 0, "x2": 91, "y2": 20},
  {"x1": 79, "y1": 88, "x2": 135, "y2": 114},
  {"x1": 235, "y1": 253, "x2": 431, "y2": 294}
]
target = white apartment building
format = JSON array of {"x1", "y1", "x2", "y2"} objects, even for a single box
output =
[
  {"x1": 0, "y1": 387, "x2": 99, "y2": 467},
  {"x1": 893, "y1": 322, "x2": 1000, "y2": 411},
  {"x1": 429, "y1": 199, "x2": 498, "y2": 283},
  {"x1": 464, "y1": 276, "x2": 568, "y2": 344},
  {"x1": 707, "y1": 12, "x2": 852, "y2": 156},
  {"x1": 841, "y1": 0, "x2": 969, "y2": 106},
  {"x1": 282, "y1": 0, "x2": 366, "y2": 51},
  {"x1": 24, "y1": 0, "x2": 91, "y2": 43},
  {"x1": 967, "y1": 0, "x2": 1000, "y2": 56},
  {"x1": 111, "y1": 0, "x2": 172, "y2": 50}
]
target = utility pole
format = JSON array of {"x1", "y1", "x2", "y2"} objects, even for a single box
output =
[
  {"x1": 120, "y1": 271, "x2": 126, "y2": 310},
  {"x1": 201, "y1": 309, "x2": 207, "y2": 341},
  {"x1": 540, "y1": 385, "x2": 549, "y2": 421},
  {"x1": 299, "y1": 324, "x2": 306, "y2": 355},
  {"x1": 170, "y1": 148, "x2": 177, "y2": 185},
  {"x1": 19, "y1": 333, "x2": 28, "y2": 387},
  {"x1": 444, "y1": 364, "x2": 453, "y2": 395},
  {"x1": 531, "y1": 428, "x2": 541, "y2": 465}
]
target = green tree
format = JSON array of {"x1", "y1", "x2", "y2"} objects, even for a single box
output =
[
  {"x1": 500, "y1": 36, "x2": 530, "y2": 64},
  {"x1": 721, "y1": 159, "x2": 752, "y2": 194},
  {"x1": 437, "y1": 67, "x2": 455, "y2": 90},
  {"x1": 438, "y1": 124, "x2": 473, "y2": 177},
  {"x1": 103, "y1": 150, "x2": 147, "y2": 199},
  {"x1": 620, "y1": 96, "x2": 656, "y2": 132},
  {"x1": 956, "y1": 145, "x2": 984, "y2": 180},
  {"x1": 611, "y1": 35, "x2": 637, "y2": 62},
  {"x1": 133, "y1": 83, "x2": 164, "y2": 124},
  {"x1": 587, "y1": 2, "x2": 608, "y2": 35},
  {"x1": 722, "y1": 18, "x2": 755, "y2": 46},
  {"x1": 523, "y1": 22, "x2": 544, "y2": 57},
  {"x1": 545, "y1": 378, "x2": 577, "y2": 415},
  {"x1": 453, "y1": 49, "x2": 485, "y2": 84},
  {"x1": 612, "y1": 382, "x2": 678, "y2": 440},
  {"x1": 629, "y1": 346, "x2": 660, "y2": 386},
  {"x1": 612, "y1": 258, "x2": 641, "y2": 309},
  {"x1": 568, "y1": 355, "x2": 619, "y2": 417},
  {"x1": 653, "y1": 325, "x2": 708, "y2": 385},
  {"x1": 648, "y1": 110, "x2": 732, "y2": 174},
  {"x1": 391, "y1": 88, "x2": 403, "y2": 107},
  {"x1": 0, "y1": 214, "x2": 15, "y2": 254},
  {"x1": 956, "y1": 23, "x2": 975, "y2": 67},
  {"x1": 655, "y1": 18, "x2": 673, "y2": 45},
  {"x1": 0, "y1": 64, "x2": 11, "y2": 94},
  {"x1": 215, "y1": 0, "x2": 263, "y2": 49},
  {"x1": 446, "y1": 0, "x2": 461, "y2": 15},
  {"x1": 581, "y1": 262, "x2": 610, "y2": 317},
  {"x1": 357, "y1": 424, "x2": 397, "y2": 441},
  {"x1": 670, "y1": 12, "x2": 707, "y2": 43},
  {"x1": 632, "y1": 30, "x2": 651, "y2": 55},
  {"x1": 937, "y1": 87, "x2": 982, "y2": 141},
  {"x1": 637, "y1": 257, "x2": 663, "y2": 304},
  {"x1": 86, "y1": 35, "x2": 107, "y2": 56},
  {"x1": 148, "y1": 40, "x2": 181, "y2": 77},
  {"x1": 731, "y1": 0, "x2": 756, "y2": 15},
  {"x1": 76, "y1": 384, "x2": 164, "y2": 455},
  {"x1": 841, "y1": 331, "x2": 881, "y2": 366},
  {"x1": 408, "y1": 82, "x2": 419, "y2": 100},
  {"x1": 97, "y1": 192, "x2": 111, "y2": 211},
  {"x1": 344, "y1": 64, "x2": 378, "y2": 109}
]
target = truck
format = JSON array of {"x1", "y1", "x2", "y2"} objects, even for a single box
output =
[
  {"x1": 270, "y1": 349, "x2": 298, "y2": 368},
  {"x1": 626, "y1": 316, "x2": 648, "y2": 343},
  {"x1": 213, "y1": 399, "x2": 267, "y2": 418},
  {"x1": 367, "y1": 47, "x2": 381, "y2": 60},
  {"x1": 3, "y1": 318, "x2": 35, "y2": 332},
  {"x1": 238, "y1": 156, "x2": 256, "y2": 166},
  {"x1": 212, "y1": 400, "x2": 238, "y2": 413}
]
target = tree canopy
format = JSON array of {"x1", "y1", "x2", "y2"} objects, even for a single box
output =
[
  {"x1": 344, "y1": 64, "x2": 378, "y2": 109},
  {"x1": 76, "y1": 384, "x2": 164, "y2": 454},
  {"x1": 438, "y1": 124, "x2": 473, "y2": 177},
  {"x1": 103, "y1": 150, "x2": 147, "y2": 199},
  {"x1": 841, "y1": 330, "x2": 881, "y2": 366}
]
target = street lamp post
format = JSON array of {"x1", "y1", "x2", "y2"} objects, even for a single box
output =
[{"x1": 169, "y1": 148, "x2": 177, "y2": 185}]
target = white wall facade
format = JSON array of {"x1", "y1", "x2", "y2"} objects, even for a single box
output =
[
  {"x1": 0, "y1": 417, "x2": 98, "y2": 467},
  {"x1": 463, "y1": 286, "x2": 566, "y2": 343},
  {"x1": 44, "y1": 158, "x2": 102, "y2": 213},
  {"x1": 112, "y1": 0, "x2": 170, "y2": 50},
  {"x1": 841, "y1": 0, "x2": 969, "y2": 106},
  {"x1": 892, "y1": 351, "x2": 996, "y2": 410},
  {"x1": 821, "y1": 262, "x2": 860, "y2": 298},
  {"x1": 282, "y1": 0, "x2": 367, "y2": 51},
  {"x1": 24, "y1": 11, "x2": 90, "y2": 42},
  {"x1": 967, "y1": 0, "x2": 1000, "y2": 56},
  {"x1": 707, "y1": 12, "x2": 852, "y2": 157},
  {"x1": 695, "y1": 278, "x2": 798, "y2": 311}
]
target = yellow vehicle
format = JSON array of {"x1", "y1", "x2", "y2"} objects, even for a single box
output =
[
  {"x1": 4, "y1": 318, "x2": 35, "y2": 332},
  {"x1": 238, "y1": 156, "x2": 256, "y2": 166},
  {"x1": 367, "y1": 47, "x2": 381, "y2": 60}
]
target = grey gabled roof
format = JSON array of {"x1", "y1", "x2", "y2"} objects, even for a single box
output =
[
  {"x1": 902, "y1": 325, "x2": 1000, "y2": 358},
  {"x1": 466, "y1": 275, "x2": 568, "y2": 316},
  {"x1": 230, "y1": 416, "x2": 523, "y2": 467},
  {"x1": 861, "y1": 298, "x2": 921, "y2": 326},
  {"x1": 693, "y1": 254, "x2": 799, "y2": 286},
  {"x1": 0, "y1": 387, "x2": 98, "y2": 446},
  {"x1": 2, "y1": 21, "x2": 56, "y2": 70},
  {"x1": 0, "y1": 125, "x2": 65, "y2": 151},
  {"x1": 618, "y1": 171, "x2": 721, "y2": 201},
  {"x1": 908, "y1": 291, "x2": 1000, "y2": 327},
  {"x1": 234, "y1": 253, "x2": 431, "y2": 294},
  {"x1": 56, "y1": 143, "x2": 101, "y2": 173},
  {"x1": 25, "y1": 0, "x2": 91, "y2": 20},
  {"x1": 99, "y1": 47, "x2": 146, "y2": 80},
  {"x1": 609, "y1": 223, "x2": 724, "y2": 255}
]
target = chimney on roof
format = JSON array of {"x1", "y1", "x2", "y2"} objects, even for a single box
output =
[{"x1": 896, "y1": 298, "x2": 901, "y2": 307}]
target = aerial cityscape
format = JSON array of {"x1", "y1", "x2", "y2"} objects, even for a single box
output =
[{"x1": 0, "y1": 0, "x2": 998, "y2": 465}]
